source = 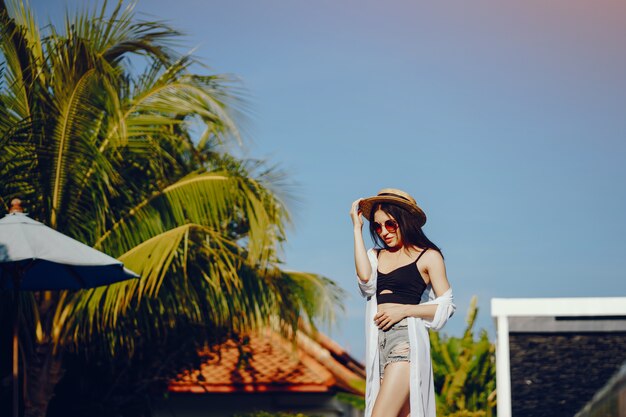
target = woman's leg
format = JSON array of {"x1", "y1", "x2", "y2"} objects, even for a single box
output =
[
  {"x1": 371, "y1": 361, "x2": 410, "y2": 417},
  {"x1": 397, "y1": 395, "x2": 410, "y2": 417}
]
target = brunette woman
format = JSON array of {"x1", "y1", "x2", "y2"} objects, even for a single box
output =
[{"x1": 351, "y1": 188, "x2": 456, "y2": 417}]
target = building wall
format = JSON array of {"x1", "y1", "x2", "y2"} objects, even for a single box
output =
[
  {"x1": 508, "y1": 332, "x2": 626, "y2": 417},
  {"x1": 153, "y1": 392, "x2": 363, "y2": 417},
  {"x1": 491, "y1": 297, "x2": 626, "y2": 417}
]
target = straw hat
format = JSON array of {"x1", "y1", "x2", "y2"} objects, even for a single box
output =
[{"x1": 359, "y1": 188, "x2": 427, "y2": 226}]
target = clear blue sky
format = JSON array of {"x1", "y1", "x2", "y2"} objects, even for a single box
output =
[{"x1": 31, "y1": 0, "x2": 626, "y2": 360}]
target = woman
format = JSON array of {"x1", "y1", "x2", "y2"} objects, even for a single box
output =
[{"x1": 351, "y1": 188, "x2": 456, "y2": 417}]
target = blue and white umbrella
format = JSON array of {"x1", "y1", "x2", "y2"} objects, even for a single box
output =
[
  {"x1": 0, "y1": 209, "x2": 138, "y2": 290},
  {"x1": 0, "y1": 199, "x2": 139, "y2": 417}
]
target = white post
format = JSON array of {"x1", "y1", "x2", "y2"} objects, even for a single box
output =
[{"x1": 496, "y1": 314, "x2": 512, "y2": 417}]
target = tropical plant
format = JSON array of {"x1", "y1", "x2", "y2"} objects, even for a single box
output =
[
  {"x1": 0, "y1": 1, "x2": 344, "y2": 416},
  {"x1": 431, "y1": 297, "x2": 497, "y2": 417},
  {"x1": 234, "y1": 412, "x2": 320, "y2": 417},
  {"x1": 335, "y1": 392, "x2": 366, "y2": 411}
]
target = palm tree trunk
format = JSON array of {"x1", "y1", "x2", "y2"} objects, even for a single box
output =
[
  {"x1": 23, "y1": 341, "x2": 64, "y2": 417},
  {"x1": 23, "y1": 293, "x2": 64, "y2": 417}
]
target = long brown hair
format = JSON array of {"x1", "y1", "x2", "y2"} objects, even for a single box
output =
[{"x1": 368, "y1": 202, "x2": 442, "y2": 256}]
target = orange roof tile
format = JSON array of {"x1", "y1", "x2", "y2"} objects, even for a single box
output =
[{"x1": 168, "y1": 329, "x2": 365, "y2": 395}]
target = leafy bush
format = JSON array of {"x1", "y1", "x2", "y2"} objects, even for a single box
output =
[
  {"x1": 431, "y1": 297, "x2": 497, "y2": 416},
  {"x1": 233, "y1": 412, "x2": 320, "y2": 417}
]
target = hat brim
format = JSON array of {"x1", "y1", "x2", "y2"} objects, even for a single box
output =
[{"x1": 359, "y1": 196, "x2": 427, "y2": 227}]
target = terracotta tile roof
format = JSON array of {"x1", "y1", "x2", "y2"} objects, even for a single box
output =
[{"x1": 168, "y1": 329, "x2": 365, "y2": 395}]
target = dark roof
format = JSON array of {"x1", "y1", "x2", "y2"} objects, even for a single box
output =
[
  {"x1": 509, "y1": 332, "x2": 626, "y2": 417},
  {"x1": 575, "y1": 361, "x2": 626, "y2": 417}
]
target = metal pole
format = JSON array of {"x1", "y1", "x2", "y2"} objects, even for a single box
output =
[{"x1": 13, "y1": 286, "x2": 19, "y2": 417}]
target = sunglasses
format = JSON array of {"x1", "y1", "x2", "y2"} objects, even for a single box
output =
[{"x1": 373, "y1": 220, "x2": 398, "y2": 234}]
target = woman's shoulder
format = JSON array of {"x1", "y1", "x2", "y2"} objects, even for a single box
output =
[
  {"x1": 418, "y1": 247, "x2": 445, "y2": 267},
  {"x1": 409, "y1": 246, "x2": 443, "y2": 262}
]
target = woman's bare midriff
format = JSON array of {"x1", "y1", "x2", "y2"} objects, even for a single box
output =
[{"x1": 377, "y1": 301, "x2": 406, "y2": 312}]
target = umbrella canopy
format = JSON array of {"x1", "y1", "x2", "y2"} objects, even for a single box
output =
[
  {"x1": 0, "y1": 211, "x2": 139, "y2": 290},
  {"x1": 0, "y1": 200, "x2": 140, "y2": 417}
]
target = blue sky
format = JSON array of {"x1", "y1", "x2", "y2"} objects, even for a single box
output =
[{"x1": 30, "y1": 0, "x2": 626, "y2": 360}]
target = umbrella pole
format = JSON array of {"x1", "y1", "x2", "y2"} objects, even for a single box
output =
[{"x1": 12, "y1": 287, "x2": 19, "y2": 417}]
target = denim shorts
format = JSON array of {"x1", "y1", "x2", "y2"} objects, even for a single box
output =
[{"x1": 378, "y1": 318, "x2": 410, "y2": 377}]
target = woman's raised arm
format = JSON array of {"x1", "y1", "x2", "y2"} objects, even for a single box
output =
[{"x1": 351, "y1": 198, "x2": 372, "y2": 282}]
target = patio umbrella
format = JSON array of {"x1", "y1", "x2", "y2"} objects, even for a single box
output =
[{"x1": 0, "y1": 199, "x2": 139, "y2": 417}]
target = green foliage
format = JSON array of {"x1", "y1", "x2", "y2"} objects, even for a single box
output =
[
  {"x1": 0, "y1": 1, "x2": 344, "y2": 415},
  {"x1": 444, "y1": 411, "x2": 488, "y2": 417},
  {"x1": 335, "y1": 392, "x2": 366, "y2": 411},
  {"x1": 431, "y1": 297, "x2": 497, "y2": 417},
  {"x1": 233, "y1": 412, "x2": 320, "y2": 417}
]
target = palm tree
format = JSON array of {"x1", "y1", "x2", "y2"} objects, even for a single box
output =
[
  {"x1": 0, "y1": 1, "x2": 343, "y2": 416},
  {"x1": 430, "y1": 297, "x2": 497, "y2": 417}
]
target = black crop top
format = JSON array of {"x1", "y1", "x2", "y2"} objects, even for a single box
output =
[{"x1": 376, "y1": 249, "x2": 428, "y2": 305}]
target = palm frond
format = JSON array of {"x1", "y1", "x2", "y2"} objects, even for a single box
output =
[
  {"x1": 53, "y1": 224, "x2": 235, "y2": 345},
  {"x1": 94, "y1": 171, "x2": 286, "y2": 264},
  {"x1": 0, "y1": 0, "x2": 46, "y2": 120},
  {"x1": 52, "y1": 223, "x2": 343, "y2": 353},
  {"x1": 276, "y1": 270, "x2": 345, "y2": 329}
]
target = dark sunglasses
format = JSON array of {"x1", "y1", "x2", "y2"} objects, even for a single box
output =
[{"x1": 373, "y1": 220, "x2": 398, "y2": 234}]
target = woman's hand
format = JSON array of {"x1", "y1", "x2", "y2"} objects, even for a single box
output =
[
  {"x1": 374, "y1": 304, "x2": 407, "y2": 331},
  {"x1": 350, "y1": 198, "x2": 364, "y2": 229}
]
